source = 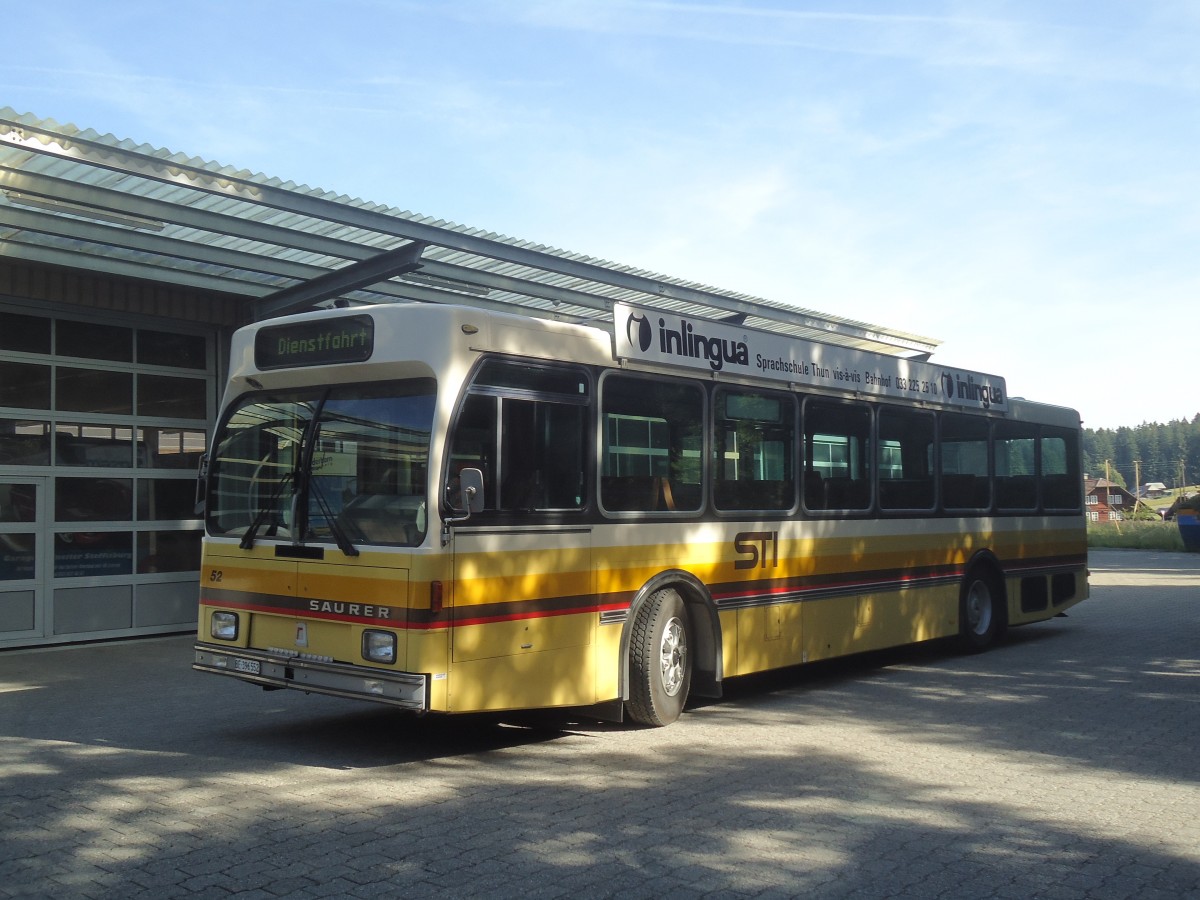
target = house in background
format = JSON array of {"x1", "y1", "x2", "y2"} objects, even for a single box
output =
[
  {"x1": 1084, "y1": 478, "x2": 1138, "y2": 522},
  {"x1": 1137, "y1": 482, "x2": 1168, "y2": 499}
]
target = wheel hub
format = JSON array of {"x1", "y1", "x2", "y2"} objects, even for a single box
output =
[{"x1": 659, "y1": 616, "x2": 687, "y2": 696}]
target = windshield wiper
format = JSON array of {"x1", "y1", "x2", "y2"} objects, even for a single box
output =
[
  {"x1": 239, "y1": 470, "x2": 294, "y2": 550},
  {"x1": 288, "y1": 388, "x2": 361, "y2": 556},
  {"x1": 307, "y1": 476, "x2": 359, "y2": 557}
]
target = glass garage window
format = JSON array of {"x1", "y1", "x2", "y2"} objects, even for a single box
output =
[
  {"x1": 137, "y1": 374, "x2": 207, "y2": 419},
  {"x1": 139, "y1": 427, "x2": 208, "y2": 469},
  {"x1": 57, "y1": 367, "x2": 133, "y2": 415},
  {"x1": 138, "y1": 330, "x2": 207, "y2": 370},
  {"x1": 55, "y1": 531, "x2": 133, "y2": 578},
  {"x1": 0, "y1": 362, "x2": 51, "y2": 410},
  {"x1": 55, "y1": 424, "x2": 135, "y2": 467},
  {"x1": 137, "y1": 530, "x2": 202, "y2": 573},
  {"x1": 0, "y1": 419, "x2": 51, "y2": 465},
  {"x1": 137, "y1": 479, "x2": 199, "y2": 521},
  {"x1": 57, "y1": 320, "x2": 133, "y2": 362},
  {"x1": 0, "y1": 311, "x2": 52, "y2": 354},
  {"x1": 56, "y1": 478, "x2": 133, "y2": 522},
  {"x1": 0, "y1": 533, "x2": 35, "y2": 581}
]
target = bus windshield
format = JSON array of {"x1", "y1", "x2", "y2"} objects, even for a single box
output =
[{"x1": 205, "y1": 379, "x2": 436, "y2": 548}]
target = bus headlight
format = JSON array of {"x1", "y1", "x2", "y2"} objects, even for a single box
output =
[
  {"x1": 210, "y1": 611, "x2": 239, "y2": 641},
  {"x1": 362, "y1": 630, "x2": 397, "y2": 664}
]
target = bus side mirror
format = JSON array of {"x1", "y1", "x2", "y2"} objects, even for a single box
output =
[
  {"x1": 457, "y1": 467, "x2": 485, "y2": 514},
  {"x1": 194, "y1": 453, "x2": 209, "y2": 515},
  {"x1": 443, "y1": 467, "x2": 485, "y2": 546}
]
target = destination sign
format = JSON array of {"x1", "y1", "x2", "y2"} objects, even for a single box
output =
[
  {"x1": 255, "y1": 315, "x2": 375, "y2": 370},
  {"x1": 612, "y1": 303, "x2": 1007, "y2": 412}
]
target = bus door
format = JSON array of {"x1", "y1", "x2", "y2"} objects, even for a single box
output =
[
  {"x1": 449, "y1": 524, "x2": 594, "y2": 712},
  {"x1": 444, "y1": 358, "x2": 596, "y2": 712}
]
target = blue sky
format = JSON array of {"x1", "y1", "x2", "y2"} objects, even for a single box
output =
[{"x1": 7, "y1": 1, "x2": 1198, "y2": 430}]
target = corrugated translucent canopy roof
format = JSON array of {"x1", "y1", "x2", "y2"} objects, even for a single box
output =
[{"x1": 0, "y1": 108, "x2": 939, "y2": 358}]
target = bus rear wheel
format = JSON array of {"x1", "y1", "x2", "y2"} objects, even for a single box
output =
[
  {"x1": 959, "y1": 570, "x2": 1004, "y2": 651},
  {"x1": 627, "y1": 588, "x2": 692, "y2": 727}
]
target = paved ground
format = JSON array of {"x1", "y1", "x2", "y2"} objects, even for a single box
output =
[{"x1": 1, "y1": 549, "x2": 1198, "y2": 899}]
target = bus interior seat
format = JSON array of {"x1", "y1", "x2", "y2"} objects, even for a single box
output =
[
  {"x1": 995, "y1": 475, "x2": 1037, "y2": 510},
  {"x1": 941, "y1": 474, "x2": 992, "y2": 510},
  {"x1": 1042, "y1": 474, "x2": 1080, "y2": 509},
  {"x1": 601, "y1": 475, "x2": 677, "y2": 512},
  {"x1": 878, "y1": 478, "x2": 934, "y2": 510},
  {"x1": 823, "y1": 476, "x2": 870, "y2": 510},
  {"x1": 803, "y1": 469, "x2": 824, "y2": 510},
  {"x1": 716, "y1": 479, "x2": 794, "y2": 510}
]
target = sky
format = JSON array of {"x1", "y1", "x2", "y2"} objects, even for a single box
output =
[{"x1": 5, "y1": 1, "x2": 1198, "y2": 430}]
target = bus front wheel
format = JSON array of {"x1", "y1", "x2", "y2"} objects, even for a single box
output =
[
  {"x1": 627, "y1": 588, "x2": 692, "y2": 727},
  {"x1": 959, "y1": 570, "x2": 1004, "y2": 651}
]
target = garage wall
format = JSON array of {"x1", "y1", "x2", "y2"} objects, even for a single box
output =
[{"x1": 0, "y1": 259, "x2": 243, "y2": 648}]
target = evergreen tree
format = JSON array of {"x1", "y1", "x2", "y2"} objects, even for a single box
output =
[{"x1": 1081, "y1": 414, "x2": 1200, "y2": 488}]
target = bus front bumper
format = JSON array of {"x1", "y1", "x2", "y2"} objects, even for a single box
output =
[{"x1": 193, "y1": 644, "x2": 427, "y2": 710}]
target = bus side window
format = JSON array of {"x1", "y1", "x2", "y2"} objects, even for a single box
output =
[
  {"x1": 940, "y1": 413, "x2": 991, "y2": 511},
  {"x1": 804, "y1": 398, "x2": 871, "y2": 512},
  {"x1": 994, "y1": 421, "x2": 1038, "y2": 511},
  {"x1": 713, "y1": 387, "x2": 796, "y2": 512},
  {"x1": 877, "y1": 408, "x2": 935, "y2": 511},
  {"x1": 601, "y1": 374, "x2": 703, "y2": 514},
  {"x1": 1041, "y1": 428, "x2": 1081, "y2": 511}
]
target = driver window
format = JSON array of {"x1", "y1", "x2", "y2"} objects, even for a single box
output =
[{"x1": 446, "y1": 360, "x2": 590, "y2": 514}]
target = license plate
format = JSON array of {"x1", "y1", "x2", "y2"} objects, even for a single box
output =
[{"x1": 232, "y1": 658, "x2": 261, "y2": 675}]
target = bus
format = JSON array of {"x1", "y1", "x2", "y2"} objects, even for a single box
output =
[{"x1": 193, "y1": 302, "x2": 1087, "y2": 726}]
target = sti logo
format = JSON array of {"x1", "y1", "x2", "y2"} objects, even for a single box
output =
[{"x1": 626, "y1": 312, "x2": 653, "y2": 352}]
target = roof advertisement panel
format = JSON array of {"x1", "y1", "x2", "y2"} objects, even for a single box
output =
[{"x1": 612, "y1": 303, "x2": 1007, "y2": 413}]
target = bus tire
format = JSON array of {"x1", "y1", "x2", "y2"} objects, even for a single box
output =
[
  {"x1": 627, "y1": 587, "x2": 692, "y2": 727},
  {"x1": 959, "y1": 569, "x2": 1004, "y2": 651}
]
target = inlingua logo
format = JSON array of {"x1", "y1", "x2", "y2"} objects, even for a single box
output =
[
  {"x1": 942, "y1": 371, "x2": 1004, "y2": 409},
  {"x1": 620, "y1": 306, "x2": 749, "y2": 372},
  {"x1": 626, "y1": 312, "x2": 653, "y2": 352},
  {"x1": 656, "y1": 316, "x2": 749, "y2": 372}
]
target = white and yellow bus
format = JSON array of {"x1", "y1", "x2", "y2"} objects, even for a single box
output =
[{"x1": 193, "y1": 302, "x2": 1087, "y2": 725}]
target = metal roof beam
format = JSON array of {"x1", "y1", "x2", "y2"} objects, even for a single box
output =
[
  {"x1": 253, "y1": 241, "x2": 427, "y2": 319},
  {"x1": 1, "y1": 166, "x2": 652, "y2": 316},
  {"x1": 0, "y1": 199, "x2": 615, "y2": 320}
]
